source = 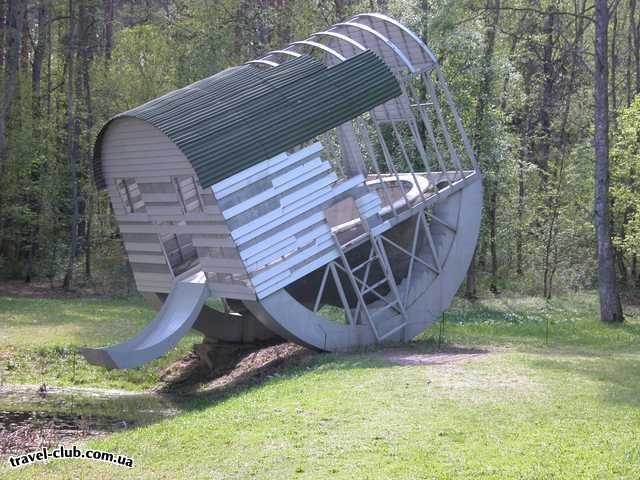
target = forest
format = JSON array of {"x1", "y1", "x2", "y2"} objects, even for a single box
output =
[{"x1": 0, "y1": 0, "x2": 639, "y2": 322}]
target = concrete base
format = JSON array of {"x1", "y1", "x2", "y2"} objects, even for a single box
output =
[{"x1": 142, "y1": 293, "x2": 281, "y2": 344}]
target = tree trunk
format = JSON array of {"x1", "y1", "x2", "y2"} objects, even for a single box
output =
[
  {"x1": 32, "y1": 2, "x2": 46, "y2": 127},
  {"x1": 611, "y1": 8, "x2": 618, "y2": 128},
  {"x1": 103, "y1": 0, "x2": 113, "y2": 61},
  {"x1": 0, "y1": 0, "x2": 6, "y2": 68},
  {"x1": 631, "y1": 0, "x2": 640, "y2": 92},
  {"x1": 537, "y1": 6, "x2": 556, "y2": 190},
  {"x1": 376, "y1": 0, "x2": 389, "y2": 13},
  {"x1": 19, "y1": 6, "x2": 27, "y2": 70},
  {"x1": 488, "y1": 187, "x2": 498, "y2": 294},
  {"x1": 517, "y1": 67, "x2": 533, "y2": 277},
  {"x1": 25, "y1": 1, "x2": 48, "y2": 283},
  {"x1": 516, "y1": 157, "x2": 525, "y2": 276},
  {"x1": 80, "y1": 0, "x2": 95, "y2": 280},
  {"x1": 0, "y1": 0, "x2": 23, "y2": 172},
  {"x1": 466, "y1": 0, "x2": 500, "y2": 296},
  {"x1": 542, "y1": 0, "x2": 586, "y2": 299},
  {"x1": 63, "y1": 0, "x2": 80, "y2": 290},
  {"x1": 335, "y1": 0, "x2": 346, "y2": 21},
  {"x1": 275, "y1": 0, "x2": 291, "y2": 46},
  {"x1": 627, "y1": 1, "x2": 633, "y2": 106},
  {"x1": 464, "y1": 247, "x2": 478, "y2": 300},
  {"x1": 594, "y1": 0, "x2": 624, "y2": 323}
]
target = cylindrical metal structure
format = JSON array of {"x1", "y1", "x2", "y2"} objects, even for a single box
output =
[{"x1": 81, "y1": 13, "x2": 482, "y2": 369}]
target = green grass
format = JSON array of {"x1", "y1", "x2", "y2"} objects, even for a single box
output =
[
  {"x1": 2, "y1": 292, "x2": 640, "y2": 479},
  {"x1": 0, "y1": 295, "x2": 199, "y2": 390},
  {"x1": 421, "y1": 292, "x2": 640, "y2": 353}
]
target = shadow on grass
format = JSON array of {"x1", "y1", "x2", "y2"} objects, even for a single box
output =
[
  {"x1": 528, "y1": 353, "x2": 640, "y2": 408},
  {"x1": 161, "y1": 338, "x2": 492, "y2": 418}
]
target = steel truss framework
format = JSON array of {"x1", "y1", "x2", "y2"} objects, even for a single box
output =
[{"x1": 237, "y1": 13, "x2": 483, "y2": 347}]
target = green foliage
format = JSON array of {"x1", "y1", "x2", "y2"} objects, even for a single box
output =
[
  {"x1": 612, "y1": 95, "x2": 640, "y2": 257},
  {"x1": 0, "y1": 0, "x2": 634, "y2": 298}
]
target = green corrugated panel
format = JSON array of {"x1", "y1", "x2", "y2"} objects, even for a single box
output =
[{"x1": 93, "y1": 50, "x2": 401, "y2": 188}]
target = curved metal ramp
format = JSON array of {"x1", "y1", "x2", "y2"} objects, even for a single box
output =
[{"x1": 80, "y1": 273, "x2": 209, "y2": 369}]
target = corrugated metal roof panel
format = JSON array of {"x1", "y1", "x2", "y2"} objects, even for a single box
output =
[{"x1": 94, "y1": 50, "x2": 401, "y2": 188}]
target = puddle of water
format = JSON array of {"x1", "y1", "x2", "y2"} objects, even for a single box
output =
[
  {"x1": 0, "y1": 384, "x2": 183, "y2": 453},
  {"x1": 0, "y1": 409, "x2": 133, "y2": 433}
]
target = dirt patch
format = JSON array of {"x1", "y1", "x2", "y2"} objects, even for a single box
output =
[
  {"x1": 376, "y1": 346, "x2": 489, "y2": 366},
  {"x1": 0, "y1": 280, "x2": 102, "y2": 300},
  {"x1": 157, "y1": 342, "x2": 316, "y2": 395}
]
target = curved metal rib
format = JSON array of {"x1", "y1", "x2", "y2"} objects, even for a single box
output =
[
  {"x1": 311, "y1": 30, "x2": 366, "y2": 52},
  {"x1": 352, "y1": 12, "x2": 439, "y2": 66},
  {"x1": 333, "y1": 21, "x2": 417, "y2": 74},
  {"x1": 289, "y1": 40, "x2": 346, "y2": 61},
  {"x1": 264, "y1": 49, "x2": 302, "y2": 58},
  {"x1": 246, "y1": 59, "x2": 279, "y2": 67}
]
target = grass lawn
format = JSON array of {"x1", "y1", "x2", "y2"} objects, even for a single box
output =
[
  {"x1": 0, "y1": 295, "x2": 200, "y2": 390},
  {"x1": 2, "y1": 292, "x2": 640, "y2": 479}
]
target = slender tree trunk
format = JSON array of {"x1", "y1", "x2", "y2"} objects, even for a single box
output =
[
  {"x1": 46, "y1": 14, "x2": 52, "y2": 118},
  {"x1": 275, "y1": 0, "x2": 291, "y2": 45},
  {"x1": 516, "y1": 155, "x2": 525, "y2": 276},
  {"x1": 464, "y1": 246, "x2": 478, "y2": 300},
  {"x1": 631, "y1": 0, "x2": 640, "y2": 92},
  {"x1": 543, "y1": 0, "x2": 587, "y2": 299},
  {"x1": 627, "y1": 1, "x2": 633, "y2": 106},
  {"x1": 32, "y1": 3, "x2": 46, "y2": 129},
  {"x1": 19, "y1": 7, "x2": 27, "y2": 70},
  {"x1": 594, "y1": 0, "x2": 623, "y2": 322},
  {"x1": 469, "y1": 0, "x2": 500, "y2": 295},
  {"x1": 80, "y1": 0, "x2": 95, "y2": 280},
  {"x1": 617, "y1": 214, "x2": 628, "y2": 285},
  {"x1": 25, "y1": 1, "x2": 48, "y2": 283},
  {"x1": 611, "y1": 6, "x2": 629, "y2": 285},
  {"x1": 0, "y1": 0, "x2": 23, "y2": 256},
  {"x1": 537, "y1": 7, "x2": 556, "y2": 190},
  {"x1": 488, "y1": 188, "x2": 498, "y2": 293},
  {"x1": 611, "y1": 8, "x2": 618, "y2": 127},
  {"x1": 478, "y1": 240, "x2": 487, "y2": 270},
  {"x1": 103, "y1": 0, "x2": 113, "y2": 61},
  {"x1": 517, "y1": 68, "x2": 533, "y2": 277},
  {"x1": 376, "y1": 0, "x2": 389, "y2": 12},
  {"x1": 0, "y1": 0, "x2": 6, "y2": 68},
  {"x1": 420, "y1": 0, "x2": 430, "y2": 38},
  {"x1": 335, "y1": 0, "x2": 346, "y2": 21},
  {"x1": 0, "y1": 0, "x2": 23, "y2": 172},
  {"x1": 63, "y1": 0, "x2": 80, "y2": 290}
]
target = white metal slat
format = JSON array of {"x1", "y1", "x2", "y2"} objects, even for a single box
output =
[
  {"x1": 128, "y1": 254, "x2": 167, "y2": 265},
  {"x1": 222, "y1": 157, "x2": 330, "y2": 219},
  {"x1": 255, "y1": 248, "x2": 341, "y2": 299},
  {"x1": 246, "y1": 225, "x2": 332, "y2": 273},
  {"x1": 238, "y1": 211, "x2": 325, "y2": 260},
  {"x1": 279, "y1": 173, "x2": 338, "y2": 207},
  {"x1": 212, "y1": 142, "x2": 324, "y2": 198},
  {"x1": 251, "y1": 237, "x2": 337, "y2": 285},
  {"x1": 232, "y1": 175, "x2": 364, "y2": 245},
  {"x1": 192, "y1": 236, "x2": 236, "y2": 248},
  {"x1": 244, "y1": 236, "x2": 297, "y2": 268},
  {"x1": 271, "y1": 157, "x2": 324, "y2": 187},
  {"x1": 123, "y1": 242, "x2": 163, "y2": 253}
]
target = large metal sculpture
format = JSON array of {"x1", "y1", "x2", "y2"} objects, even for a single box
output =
[{"x1": 81, "y1": 13, "x2": 482, "y2": 369}]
